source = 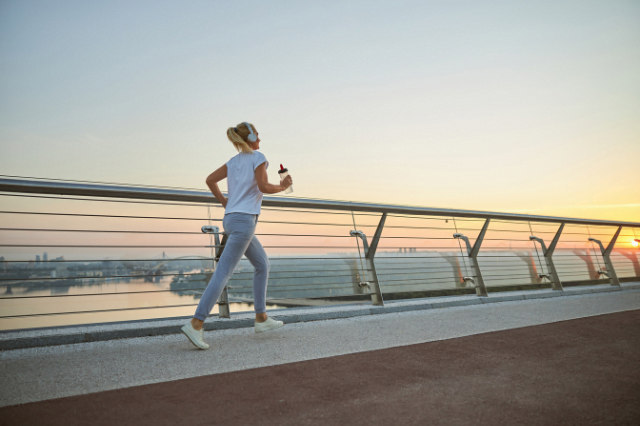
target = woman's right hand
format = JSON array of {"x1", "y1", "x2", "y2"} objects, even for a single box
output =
[{"x1": 281, "y1": 175, "x2": 293, "y2": 191}]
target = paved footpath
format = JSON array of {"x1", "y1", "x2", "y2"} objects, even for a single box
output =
[
  {"x1": 1, "y1": 289, "x2": 640, "y2": 412},
  {"x1": 1, "y1": 305, "x2": 640, "y2": 425}
]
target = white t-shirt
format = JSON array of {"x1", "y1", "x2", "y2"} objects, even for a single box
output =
[{"x1": 225, "y1": 151, "x2": 269, "y2": 215}]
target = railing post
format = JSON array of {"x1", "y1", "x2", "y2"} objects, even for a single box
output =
[
  {"x1": 453, "y1": 218, "x2": 490, "y2": 297},
  {"x1": 589, "y1": 226, "x2": 622, "y2": 287},
  {"x1": 529, "y1": 223, "x2": 564, "y2": 291},
  {"x1": 368, "y1": 213, "x2": 386, "y2": 259},
  {"x1": 366, "y1": 213, "x2": 386, "y2": 306},
  {"x1": 216, "y1": 232, "x2": 231, "y2": 317},
  {"x1": 202, "y1": 226, "x2": 230, "y2": 318},
  {"x1": 350, "y1": 213, "x2": 386, "y2": 306}
]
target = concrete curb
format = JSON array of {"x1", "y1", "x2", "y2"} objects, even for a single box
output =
[{"x1": 1, "y1": 283, "x2": 638, "y2": 351}]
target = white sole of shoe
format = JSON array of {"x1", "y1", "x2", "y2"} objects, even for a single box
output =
[
  {"x1": 181, "y1": 325, "x2": 209, "y2": 350},
  {"x1": 254, "y1": 321, "x2": 284, "y2": 333}
]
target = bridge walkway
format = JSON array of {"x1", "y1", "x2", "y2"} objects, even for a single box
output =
[{"x1": 0, "y1": 286, "x2": 639, "y2": 425}]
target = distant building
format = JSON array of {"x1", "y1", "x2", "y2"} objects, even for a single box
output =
[
  {"x1": 43, "y1": 252, "x2": 48, "y2": 262},
  {"x1": 36, "y1": 255, "x2": 40, "y2": 262},
  {"x1": 398, "y1": 248, "x2": 417, "y2": 253},
  {"x1": 53, "y1": 256, "x2": 67, "y2": 278}
]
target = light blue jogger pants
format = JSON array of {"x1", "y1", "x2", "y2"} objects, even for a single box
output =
[{"x1": 194, "y1": 212, "x2": 270, "y2": 320}]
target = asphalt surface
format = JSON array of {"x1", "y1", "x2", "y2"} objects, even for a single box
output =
[
  {"x1": 3, "y1": 290, "x2": 640, "y2": 408},
  {"x1": 1, "y1": 309, "x2": 639, "y2": 426}
]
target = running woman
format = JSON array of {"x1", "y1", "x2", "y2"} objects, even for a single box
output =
[{"x1": 181, "y1": 122, "x2": 293, "y2": 349}]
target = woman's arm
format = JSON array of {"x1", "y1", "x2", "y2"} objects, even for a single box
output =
[
  {"x1": 255, "y1": 163, "x2": 292, "y2": 194},
  {"x1": 205, "y1": 164, "x2": 228, "y2": 207}
]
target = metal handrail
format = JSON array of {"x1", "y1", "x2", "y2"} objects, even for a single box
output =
[
  {"x1": 1, "y1": 175, "x2": 638, "y2": 328},
  {"x1": 1, "y1": 178, "x2": 639, "y2": 228}
]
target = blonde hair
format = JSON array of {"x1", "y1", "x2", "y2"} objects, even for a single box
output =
[{"x1": 227, "y1": 122, "x2": 256, "y2": 154}]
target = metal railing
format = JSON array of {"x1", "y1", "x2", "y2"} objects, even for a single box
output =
[{"x1": 1, "y1": 177, "x2": 639, "y2": 331}]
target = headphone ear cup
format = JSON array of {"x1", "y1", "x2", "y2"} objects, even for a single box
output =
[{"x1": 247, "y1": 134, "x2": 257, "y2": 143}]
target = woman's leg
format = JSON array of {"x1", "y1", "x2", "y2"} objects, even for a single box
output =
[
  {"x1": 244, "y1": 235, "x2": 270, "y2": 318},
  {"x1": 192, "y1": 214, "x2": 256, "y2": 326},
  {"x1": 244, "y1": 234, "x2": 283, "y2": 332}
]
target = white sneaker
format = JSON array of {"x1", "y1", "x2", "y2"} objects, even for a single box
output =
[
  {"x1": 181, "y1": 323, "x2": 209, "y2": 350},
  {"x1": 254, "y1": 317, "x2": 284, "y2": 333}
]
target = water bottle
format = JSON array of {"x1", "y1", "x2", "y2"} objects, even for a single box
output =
[{"x1": 278, "y1": 164, "x2": 293, "y2": 194}]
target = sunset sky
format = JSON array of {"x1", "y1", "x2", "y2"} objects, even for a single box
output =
[{"x1": 1, "y1": 0, "x2": 639, "y2": 222}]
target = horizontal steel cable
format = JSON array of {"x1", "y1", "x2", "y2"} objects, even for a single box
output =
[
  {"x1": 0, "y1": 271, "x2": 205, "y2": 283},
  {"x1": 232, "y1": 283, "x2": 355, "y2": 292},
  {"x1": 232, "y1": 268, "x2": 371, "y2": 276},
  {"x1": 0, "y1": 228, "x2": 359, "y2": 238},
  {"x1": 482, "y1": 276, "x2": 554, "y2": 282},
  {"x1": 381, "y1": 275, "x2": 470, "y2": 282},
  {"x1": 3, "y1": 208, "x2": 631, "y2": 235},
  {"x1": 0, "y1": 268, "x2": 370, "y2": 284},
  {"x1": 0, "y1": 281, "x2": 363, "y2": 299},
  {"x1": 548, "y1": 272, "x2": 594, "y2": 276},
  {"x1": 0, "y1": 244, "x2": 223, "y2": 248},
  {"x1": 0, "y1": 274, "x2": 364, "y2": 292},
  {"x1": 0, "y1": 287, "x2": 210, "y2": 299},
  {"x1": 0, "y1": 210, "x2": 213, "y2": 221},
  {"x1": 0, "y1": 257, "x2": 368, "y2": 264},
  {"x1": 0, "y1": 302, "x2": 202, "y2": 319},
  {"x1": 0, "y1": 228, "x2": 206, "y2": 235},
  {"x1": 0, "y1": 254, "x2": 603, "y2": 264},
  {"x1": 0, "y1": 265, "x2": 371, "y2": 282},
  {"x1": 380, "y1": 278, "x2": 459, "y2": 285},
  {"x1": 2, "y1": 244, "x2": 521, "y2": 250},
  {"x1": 376, "y1": 271, "x2": 477, "y2": 278},
  {"x1": 230, "y1": 273, "x2": 358, "y2": 282},
  {"x1": 386, "y1": 213, "x2": 476, "y2": 222},
  {"x1": 480, "y1": 272, "x2": 541, "y2": 277},
  {"x1": 378, "y1": 264, "x2": 535, "y2": 272}
]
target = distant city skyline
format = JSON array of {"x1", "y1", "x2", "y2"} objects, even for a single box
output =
[{"x1": 1, "y1": 0, "x2": 639, "y2": 222}]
